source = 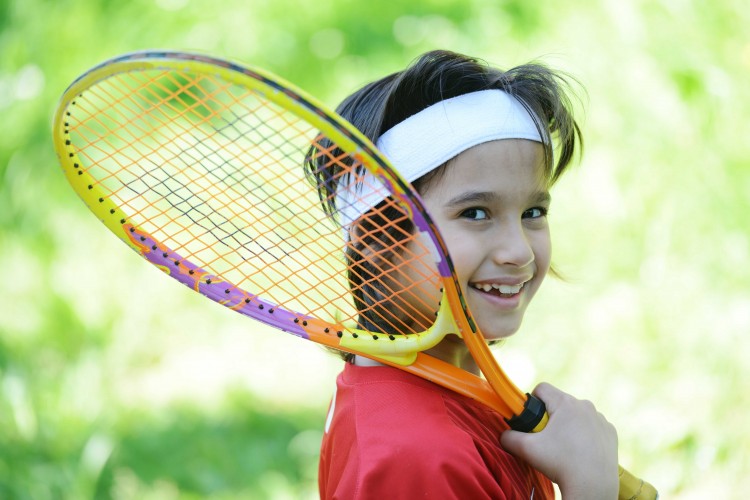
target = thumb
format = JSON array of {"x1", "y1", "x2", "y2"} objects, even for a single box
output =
[
  {"x1": 500, "y1": 428, "x2": 537, "y2": 462},
  {"x1": 501, "y1": 427, "x2": 561, "y2": 485}
]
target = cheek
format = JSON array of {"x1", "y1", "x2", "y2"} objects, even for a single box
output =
[{"x1": 438, "y1": 231, "x2": 476, "y2": 280}]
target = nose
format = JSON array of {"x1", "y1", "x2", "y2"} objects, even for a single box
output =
[{"x1": 489, "y1": 220, "x2": 536, "y2": 268}]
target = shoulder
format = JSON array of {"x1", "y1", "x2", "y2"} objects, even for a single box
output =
[
  {"x1": 333, "y1": 363, "x2": 493, "y2": 442},
  {"x1": 320, "y1": 364, "x2": 525, "y2": 499}
]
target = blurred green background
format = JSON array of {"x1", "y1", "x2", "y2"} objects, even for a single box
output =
[{"x1": 1, "y1": 0, "x2": 748, "y2": 498}]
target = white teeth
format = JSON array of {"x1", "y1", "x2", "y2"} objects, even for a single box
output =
[
  {"x1": 472, "y1": 282, "x2": 525, "y2": 294},
  {"x1": 495, "y1": 283, "x2": 522, "y2": 294}
]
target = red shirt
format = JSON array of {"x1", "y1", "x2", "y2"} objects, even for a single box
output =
[{"x1": 319, "y1": 363, "x2": 553, "y2": 499}]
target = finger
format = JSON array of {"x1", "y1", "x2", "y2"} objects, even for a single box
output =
[{"x1": 531, "y1": 382, "x2": 566, "y2": 409}]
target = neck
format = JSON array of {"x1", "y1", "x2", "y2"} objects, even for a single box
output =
[{"x1": 424, "y1": 335, "x2": 480, "y2": 374}]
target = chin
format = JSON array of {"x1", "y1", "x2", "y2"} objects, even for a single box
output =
[
  {"x1": 482, "y1": 330, "x2": 519, "y2": 342},
  {"x1": 474, "y1": 314, "x2": 525, "y2": 341}
]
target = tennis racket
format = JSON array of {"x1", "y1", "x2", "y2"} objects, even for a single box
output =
[{"x1": 53, "y1": 50, "x2": 656, "y2": 499}]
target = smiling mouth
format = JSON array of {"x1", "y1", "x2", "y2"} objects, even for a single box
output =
[{"x1": 469, "y1": 281, "x2": 527, "y2": 297}]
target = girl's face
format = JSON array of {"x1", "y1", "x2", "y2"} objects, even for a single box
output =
[{"x1": 414, "y1": 139, "x2": 551, "y2": 341}]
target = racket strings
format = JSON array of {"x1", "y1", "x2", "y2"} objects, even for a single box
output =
[
  {"x1": 341, "y1": 198, "x2": 442, "y2": 335},
  {"x1": 67, "y1": 66, "x2": 445, "y2": 339},
  {"x1": 308, "y1": 143, "x2": 444, "y2": 334},
  {"x1": 72, "y1": 71, "x2": 333, "y2": 292},
  {"x1": 346, "y1": 261, "x2": 436, "y2": 335}
]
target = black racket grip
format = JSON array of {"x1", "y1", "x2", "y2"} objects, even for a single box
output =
[{"x1": 506, "y1": 393, "x2": 546, "y2": 433}]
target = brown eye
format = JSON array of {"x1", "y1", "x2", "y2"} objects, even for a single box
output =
[
  {"x1": 522, "y1": 207, "x2": 548, "y2": 219},
  {"x1": 460, "y1": 207, "x2": 488, "y2": 220}
]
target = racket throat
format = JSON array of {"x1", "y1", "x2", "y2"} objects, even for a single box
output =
[{"x1": 338, "y1": 294, "x2": 457, "y2": 366}]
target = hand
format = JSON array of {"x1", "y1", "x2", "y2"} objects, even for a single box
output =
[{"x1": 500, "y1": 383, "x2": 619, "y2": 500}]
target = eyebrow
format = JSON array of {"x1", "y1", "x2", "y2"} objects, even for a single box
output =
[{"x1": 445, "y1": 190, "x2": 551, "y2": 207}]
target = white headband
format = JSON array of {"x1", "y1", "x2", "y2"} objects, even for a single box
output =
[{"x1": 337, "y1": 89, "x2": 543, "y2": 227}]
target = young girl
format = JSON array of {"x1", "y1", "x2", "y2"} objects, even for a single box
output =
[{"x1": 316, "y1": 50, "x2": 619, "y2": 499}]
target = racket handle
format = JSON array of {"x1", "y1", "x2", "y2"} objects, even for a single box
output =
[
  {"x1": 618, "y1": 465, "x2": 659, "y2": 500},
  {"x1": 508, "y1": 394, "x2": 658, "y2": 499}
]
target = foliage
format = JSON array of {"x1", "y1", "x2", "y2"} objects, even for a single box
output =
[{"x1": 1, "y1": 0, "x2": 748, "y2": 498}]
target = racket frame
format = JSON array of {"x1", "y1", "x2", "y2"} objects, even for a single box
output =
[{"x1": 53, "y1": 50, "x2": 539, "y2": 424}]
